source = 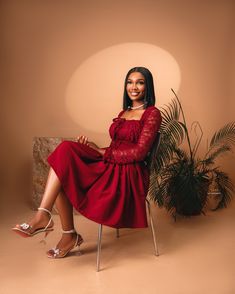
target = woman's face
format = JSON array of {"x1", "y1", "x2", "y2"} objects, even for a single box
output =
[{"x1": 126, "y1": 72, "x2": 146, "y2": 103}]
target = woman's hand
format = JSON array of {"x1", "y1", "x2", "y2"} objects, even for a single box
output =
[
  {"x1": 77, "y1": 135, "x2": 105, "y2": 156},
  {"x1": 77, "y1": 135, "x2": 89, "y2": 145}
]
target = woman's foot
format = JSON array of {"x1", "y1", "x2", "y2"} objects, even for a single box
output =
[
  {"x1": 47, "y1": 230, "x2": 84, "y2": 258},
  {"x1": 12, "y1": 207, "x2": 54, "y2": 237}
]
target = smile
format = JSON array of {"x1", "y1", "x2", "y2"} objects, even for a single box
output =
[{"x1": 130, "y1": 92, "x2": 140, "y2": 95}]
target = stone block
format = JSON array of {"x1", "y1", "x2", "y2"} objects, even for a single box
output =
[{"x1": 32, "y1": 137, "x2": 77, "y2": 213}]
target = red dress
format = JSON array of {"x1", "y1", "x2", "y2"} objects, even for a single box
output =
[{"x1": 47, "y1": 106, "x2": 162, "y2": 228}]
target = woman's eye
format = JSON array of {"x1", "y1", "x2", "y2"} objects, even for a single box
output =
[{"x1": 127, "y1": 81, "x2": 144, "y2": 84}]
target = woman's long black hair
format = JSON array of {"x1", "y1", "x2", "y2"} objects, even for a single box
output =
[{"x1": 123, "y1": 66, "x2": 156, "y2": 110}]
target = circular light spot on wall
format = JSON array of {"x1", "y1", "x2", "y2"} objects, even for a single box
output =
[{"x1": 65, "y1": 42, "x2": 181, "y2": 133}]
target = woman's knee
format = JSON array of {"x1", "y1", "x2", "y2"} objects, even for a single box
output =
[{"x1": 57, "y1": 140, "x2": 75, "y2": 152}]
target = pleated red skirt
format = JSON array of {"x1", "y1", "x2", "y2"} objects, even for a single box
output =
[{"x1": 47, "y1": 141, "x2": 149, "y2": 228}]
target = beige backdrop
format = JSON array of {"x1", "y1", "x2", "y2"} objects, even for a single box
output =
[{"x1": 1, "y1": 0, "x2": 235, "y2": 209}]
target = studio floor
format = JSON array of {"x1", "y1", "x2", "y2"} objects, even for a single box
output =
[{"x1": 1, "y1": 200, "x2": 235, "y2": 294}]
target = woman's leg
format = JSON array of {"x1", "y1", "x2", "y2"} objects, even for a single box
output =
[
  {"x1": 14, "y1": 167, "x2": 65, "y2": 233},
  {"x1": 40, "y1": 167, "x2": 62, "y2": 211},
  {"x1": 14, "y1": 166, "x2": 83, "y2": 254},
  {"x1": 55, "y1": 190, "x2": 75, "y2": 231},
  {"x1": 26, "y1": 167, "x2": 62, "y2": 231},
  {"x1": 46, "y1": 190, "x2": 79, "y2": 255}
]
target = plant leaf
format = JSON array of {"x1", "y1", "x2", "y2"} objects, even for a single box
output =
[
  {"x1": 202, "y1": 144, "x2": 231, "y2": 165},
  {"x1": 211, "y1": 169, "x2": 234, "y2": 210},
  {"x1": 209, "y1": 122, "x2": 235, "y2": 150}
]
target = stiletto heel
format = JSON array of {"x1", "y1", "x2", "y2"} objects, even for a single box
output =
[
  {"x1": 40, "y1": 230, "x2": 53, "y2": 244},
  {"x1": 47, "y1": 229, "x2": 84, "y2": 259},
  {"x1": 75, "y1": 238, "x2": 84, "y2": 256},
  {"x1": 12, "y1": 207, "x2": 54, "y2": 238}
]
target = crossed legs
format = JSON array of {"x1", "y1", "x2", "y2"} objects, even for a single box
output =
[{"x1": 13, "y1": 167, "x2": 80, "y2": 256}]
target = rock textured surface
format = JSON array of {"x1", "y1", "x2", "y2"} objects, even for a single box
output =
[{"x1": 32, "y1": 137, "x2": 77, "y2": 212}]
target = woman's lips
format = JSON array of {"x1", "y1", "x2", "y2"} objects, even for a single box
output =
[{"x1": 130, "y1": 92, "x2": 140, "y2": 96}]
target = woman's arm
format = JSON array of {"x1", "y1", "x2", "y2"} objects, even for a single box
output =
[{"x1": 103, "y1": 108, "x2": 162, "y2": 164}]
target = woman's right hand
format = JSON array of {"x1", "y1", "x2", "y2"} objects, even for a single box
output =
[
  {"x1": 77, "y1": 135, "x2": 105, "y2": 156},
  {"x1": 77, "y1": 135, "x2": 89, "y2": 145}
]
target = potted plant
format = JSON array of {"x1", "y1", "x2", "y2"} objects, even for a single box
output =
[{"x1": 149, "y1": 89, "x2": 235, "y2": 220}]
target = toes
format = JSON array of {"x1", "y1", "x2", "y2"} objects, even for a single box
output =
[
  {"x1": 47, "y1": 252, "x2": 54, "y2": 258},
  {"x1": 12, "y1": 224, "x2": 20, "y2": 229},
  {"x1": 46, "y1": 249, "x2": 54, "y2": 257}
]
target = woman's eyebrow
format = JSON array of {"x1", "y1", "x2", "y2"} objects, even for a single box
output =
[{"x1": 127, "y1": 78, "x2": 145, "y2": 81}]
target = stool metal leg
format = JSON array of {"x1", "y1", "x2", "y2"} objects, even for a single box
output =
[
  {"x1": 96, "y1": 224, "x2": 103, "y2": 272},
  {"x1": 146, "y1": 199, "x2": 159, "y2": 256}
]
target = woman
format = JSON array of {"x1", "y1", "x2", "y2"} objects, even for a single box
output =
[{"x1": 12, "y1": 66, "x2": 162, "y2": 259}]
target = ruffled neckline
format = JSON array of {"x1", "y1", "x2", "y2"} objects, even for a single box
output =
[
  {"x1": 113, "y1": 106, "x2": 155, "y2": 122},
  {"x1": 115, "y1": 117, "x2": 141, "y2": 122}
]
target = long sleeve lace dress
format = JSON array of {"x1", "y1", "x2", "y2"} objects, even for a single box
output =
[{"x1": 47, "y1": 106, "x2": 162, "y2": 228}]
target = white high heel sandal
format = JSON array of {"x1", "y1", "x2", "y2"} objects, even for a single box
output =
[
  {"x1": 47, "y1": 229, "x2": 84, "y2": 259},
  {"x1": 12, "y1": 207, "x2": 54, "y2": 240}
]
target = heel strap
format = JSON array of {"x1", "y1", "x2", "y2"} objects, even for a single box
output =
[
  {"x1": 38, "y1": 207, "x2": 52, "y2": 217},
  {"x1": 38, "y1": 207, "x2": 52, "y2": 230},
  {"x1": 61, "y1": 229, "x2": 76, "y2": 234}
]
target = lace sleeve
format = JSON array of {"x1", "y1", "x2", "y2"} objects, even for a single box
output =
[{"x1": 103, "y1": 107, "x2": 162, "y2": 164}]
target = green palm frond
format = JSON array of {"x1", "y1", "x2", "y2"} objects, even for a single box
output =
[
  {"x1": 152, "y1": 137, "x2": 177, "y2": 172},
  {"x1": 160, "y1": 98, "x2": 181, "y2": 124},
  {"x1": 191, "y1": 121, "x2": 203, "y2": 157},
  {"x1": 171, "y1": 88, "x2": 193, "y2": 159},
  {"x1": 148, "y1": 168, "x2": 165, "y2": 207},
  {"x1": 211, "y1": 169, "x2": 234, "y2": 210},
  {"x1": 150, "y1": 167, "x2": 171, "y2": 207},
  {"x1": 160, "y1": 120, "x2": 186, "y2": 146},
  {"x1": 160, "y1": 98, "x2": 182, "y2": 129},
  {"x1": 173, "y1": 146, "x2": 189, "y2": 161},
  {"x1": 202, "y1": 144, "x2": 231, "y2": 165},
  {"x1": 152, "y1": 99, "x2": 187, "y2": 172},
  {"x1": 209, "y1": 122, "x2": 235, "y2": 150}
]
